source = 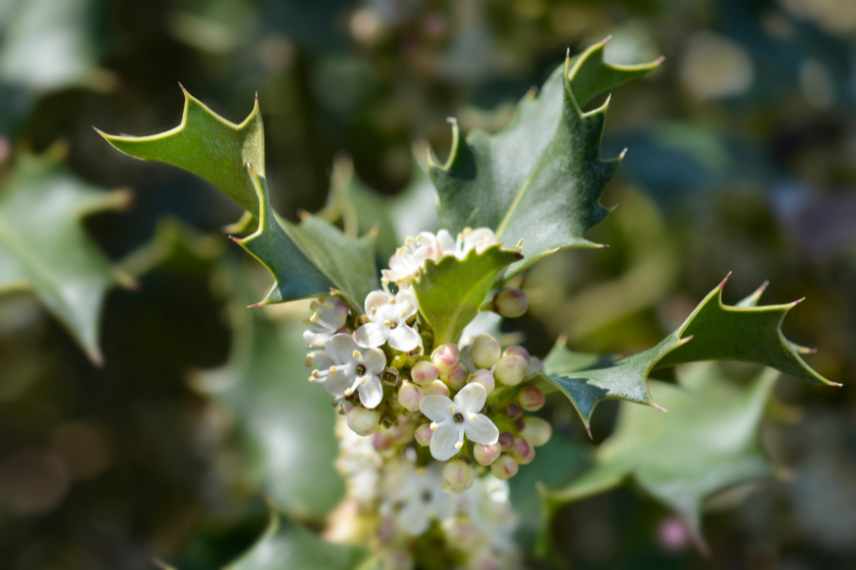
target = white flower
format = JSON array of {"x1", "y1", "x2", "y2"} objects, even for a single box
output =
[
  {"x1": 382, "y1": 230, "x2": 455, "y2": 284},
  {"x1": 303, "y1": 296, "x2": 348, "y2": 348},
  {"x1": 455, "y1": 227, "x2": 498, "y2": 258},
  {"x1": 310, "y1": 333, "x2": 386, "y2": 408},
  {"x1": 355, "y1": 288, "x2": 422, "y2": 352},
  {"x1": 420, "y1": 383, "x2": 499, "y2": 461},
  {"x1": 383, "y1": 464, "x2": 454, "y2": 535}
]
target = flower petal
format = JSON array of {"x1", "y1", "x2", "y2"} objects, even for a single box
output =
[
  {"x1": 302, "y1": 329, "x2": 329, "y2": 349},
  {"x1": 395, "y1": 287, "x2": 419, "y2": 318},
  {"x1": 419, "y1": 395, "x2": 454, "y2": 423},
  {"x1": 398, "y1": 502, "x2": 430, "y2": 535},
  {"x1": 454, "y1": 382, "x2": 487, "y2": 413},
  {"x1": 364, "y1": 290, "x2": 391, "y2": 316},
  {"x1": 322, "y1": 367, "x2": 353, "y2": 398},
  {"x1": 464, "y1": 413, "x2": 499, "y2": 445},
  {"x1": 388, "y1": 324, "x2": 421, "y2": 352},
  {"x1": 361, "y1": 347, "x2": 387, "y2": 374},
  {"x1": 306, "y1": 351, "x2": 333, "y2": 371},
  {"x1": 357, "y1": 375, "x2": 384, "y2": 409},
  {"x1": 354, "y1": 322, "x2": 386, "y2": 348},
  {"x1": 430, "y1": 423, "x2": 464, "y2": 461},
  {"x1": 325, "y1": 333, "x2": 358, "y2": 363}
]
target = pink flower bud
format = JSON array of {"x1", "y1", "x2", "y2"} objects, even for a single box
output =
[
  {"x1": 518, "y1": 385, "x2": 545, "y2": 411},
  {"x1": 346, "y1": 406, "x2": 379, "y2": 435},
  {"x1": 474, "y1": 443, "x2": 501, "y2": 466},
  {"x1": 431, "y1": 343, "x2": 460, "y2": 374},
  {"x1": 442, "y1": 460, "x2": 474, "y2": 492},
  {"x1": 470, "y1": 369, "x2": 495, "y2": 393},
  {"x1": 411, "y1": 360, "x2": 439, "y2": 385},
  {"x1": 397, "y1": 381, "x2": 422, "y2": 412},
  {"x1": 511, "y1": 437, "x2": 535, "y2": 464},
  {"x1": 521, "y1": 416, "x2": 552, "y2": 447},
  {"x1": 444, "y1": 363, "x2": 468, "y2": 390},
  {"x1": 494, "y1": 288, "x2": 528, "y2": 318},
  {"x1": 422, "y1": 379, "x2": 450, "y2": 397},
  {"x1": 490, "y1": 455, "x2": 519, "y2": 480},
  {"x1": 372, "y1": 429, "x2": 394, "y2": 451},
  {"x1": 494, "y1": 354, "x2": 527, "y2": 386},
  {"x1": 471, "y1": 334, "x2": 501, "y2": 369},
  {"x1": 414, "y1": 423, "x2": 433, "y2": 446}
]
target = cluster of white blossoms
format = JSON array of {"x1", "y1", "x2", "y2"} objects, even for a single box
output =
[{"x1": 304, "y1": 227, "x2": 549, "y2": 566}]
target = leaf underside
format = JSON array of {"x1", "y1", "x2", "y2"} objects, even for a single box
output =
[
  {"x1": 429, "y1": 38, "x2": 662, "y2": 276},
  {"x1": 541, "y1": 363, "x2": 778, "y2": 550},
  {"x1": 413, "y1": 244, "x2": 522, "y2": 345},
  {"x1": 543, "y1": 276, "x2": 839, "y2": 434},
  {"x1": 0, "y1": 151, "x2": 129, "y2": 363}
]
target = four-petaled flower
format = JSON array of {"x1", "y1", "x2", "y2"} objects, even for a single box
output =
[
  {"x1": 382, "y1": 230, "x2": 455, "y2": 284},
  {"x1": 355, "y1": 288, "x2": 422, "y2": 352},
  {"x1": 384, "y1": 465, "x2": 454, "y2": 535},
  {"x1": 420, "y1": 383, "x2": 499, "y2": 461},
  {"x1": 310, "y1": 333, "x2": 387, "y2": 408},
  {"x1": 302, "y1": 296, "x2": 348, "y2": 348}
]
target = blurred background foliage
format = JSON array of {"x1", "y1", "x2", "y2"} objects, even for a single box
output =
[{"x1": 0, "y1": 0, "x2": 854, "y2": 568}]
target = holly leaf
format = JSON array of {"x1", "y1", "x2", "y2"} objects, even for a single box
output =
[
  {"x1": 541, "y1": 363, "x2": 779, "y2": 549},
  {"x1": 234, "y1": 171, "x2": 378, "y2": 309},
  {"x1": 98, "y1": 90, "x2": 380, "y2": 309},
  {"x1": 413, "y1": 244, "x2": 521, "y2": 345},
  {"x1": 0, "y1": 151, "x2": 131, "y2": 363},
  {"x1": 97, "y1": 86, "x2": 264, "y2": 214},
  {"x1": 193, "y1": 278, "x2": 345, "y2": 521},
  {"x1": 543, "y1": 277, "x2": 840, "y2": 434},
  {"x1": 428, "y1": 38, "x2": 662, "y2": 276},
  {"x1": 227, "y1": 514, "x2": 366, "y2": 570}
]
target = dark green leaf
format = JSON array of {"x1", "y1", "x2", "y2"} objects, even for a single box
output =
[
  {"x1": 428, "y1": 39, "x2": 661, "y2": 276},
  {"x1": 543, "y1": 278, "x2": 839, "y2": 433}
]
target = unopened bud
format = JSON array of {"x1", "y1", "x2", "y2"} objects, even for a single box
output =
[
  {"x1": 494, "y1": 288, "x2": 528, "y2": 318},
  {"x1": 346, "y1": 406, "x2": 380, "y2": 435},
  {"x1": 444, "y1": 363, "x2": 468, "y2": 390},
  {"x1": 511, "y1": 436, "x2": 535, "y2": 464},
  {"x1": 498, "y1": 432, "x2": 514, "y2": 451},
  {"x1": 471, "y1": 334, "x2": 501, "y2": 369},
  {"x1": 372, "y1": 429, "x2": 394, "y2": 451},
  {"x1": 490, "y1": 455, "x2": 519, "y2": 480},
  {"x1": 518, "y1": 385, "x2": 545, "y2": 411},
  {"x1": 503, "y1": 345, "x2": 530, "y2": 360},
  {"x1": 432, "y1": 343, "x2": 460, "y2": 375},
  {"x1": 415, "y1": 423, "x2": 433, "y2": 446},
  {"x1": 470, "y1": 369, "x2": 495, "y2": 393},
  {"x1": 411, "y1": 360, "x2": 439, "y2": 385},
  {"x1": 494, "y1": 354, "x2": 527, "y2": 386},
  {"x1": 521, "y1": 416, "x2": 552, "y2": 447},
  {"x1": 474, "y1": 443, "x2": 501, "y2": 466},
  {"x1": 398, "y1": 381, "x2": 422, "y2": 412},
  {"x1": 443, "y1": 460, "x2": 475, "y2": 492},
  {"x1": 422, "y1": 379, "x2": 450, "y2": 397}
]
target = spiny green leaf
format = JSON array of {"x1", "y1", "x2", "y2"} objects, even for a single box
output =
[
  {"x1": 235, "y1": 171, "x2": 378, "y2": 309},
  {"x1": 0, "y1": 150, "x2": 131, "y2": 363},
  {"x1": 226, "y1": 514, "x2": 366, "y2": 570},
  {"x1": 97, "y1": 86, "x2": 264, "y2": 213},
  {"x1": 413, "y1": 244, "x2": 521, "y2": 345},
  {"x1": 193, "y1": 269, "x2": 345, "y2": 521},
  {"x1": 541, "y1": 363, "x2": 779, "y2": 549},
  {"x1": 543, "y1": 277, "x2": 839, "y2": 434},
  {"x1": 428, "y1": 38, "x2": 661, "y2": 276}
]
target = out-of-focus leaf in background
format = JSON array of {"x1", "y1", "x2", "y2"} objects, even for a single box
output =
[{"x1": 0, "y1": 150, "x2": 131, "y2": 363}]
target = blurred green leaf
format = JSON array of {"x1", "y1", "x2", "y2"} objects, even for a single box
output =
[
  {"x1": 429, "y1": 39, "x2": 661, "y2": 276},
  {"x1": 542, "y1": 363, "x2": 779, "y2": 547},
  {"x1": 0, "y1": 150, "x2": 130, "y2": 363},
  {"x1": 543, "y1": 279, "x2": 839, "y2": 433},
  {"x1": 226, "y1": 514, "x2": 365, "y2": 570},
  {"x1": 413, "y1": 244, "x2": 520, "y2": 345},
  {"x1": 195, "y1": 279, "x2": 344, "y2": 521}
]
